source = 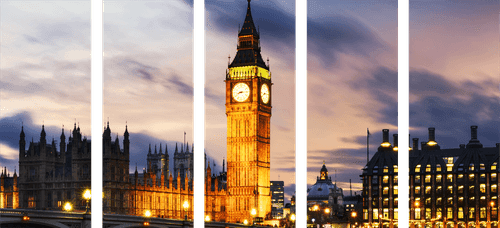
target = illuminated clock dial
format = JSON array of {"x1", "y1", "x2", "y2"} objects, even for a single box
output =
[
  {"x1": 261, "y1": 83, "x2": 269, "y2": 104},
  {"x1": 232, "y1": 82, "x2": 250, "y2": 102}
]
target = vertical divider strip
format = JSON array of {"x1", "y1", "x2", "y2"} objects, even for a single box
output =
[
  {"x1": 398, "y1": 0, "x2": 410, "y2": 227},
  {"x1": 91, "y1": 0, "x2": 103, "y2": 226},
  {"x1": 194, "y1": 0, "x2": 205, "y2": 227},
  {"x1": 296, "y1": 0, "x2": 307, "y2": 227}
]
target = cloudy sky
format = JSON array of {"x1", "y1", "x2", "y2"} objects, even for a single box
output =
[{"x1": 4, "y1": 0, "x2": 495, "y2": 208}]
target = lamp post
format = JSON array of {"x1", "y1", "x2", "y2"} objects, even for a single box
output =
[
  {"x1": 351, "y1": 211, "x2": 357, "y2": 228},
  {"x1": 83, "y1": 189, "x2": 91, "y2": 214},
  {"x1": 183, "y1": 200, "x2": 189, "y2": 221},
  {"x1": 205, "y1": 215, "x2": 211, "y2": 222},
  {"x1": 144, "y1": 209, "x2": 151, "y2": 226},
  {"x1": 251, "y1": 208, "x2": 257, "y2": 225},
  {"x1": 290, "y1": 214, "x2": 296, "y2": 228}
]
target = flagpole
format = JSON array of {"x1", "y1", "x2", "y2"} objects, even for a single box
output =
[{"x1": 367, "y1": 128, "x2": 370, "y2": 164}]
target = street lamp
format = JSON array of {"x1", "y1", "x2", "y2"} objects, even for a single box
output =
[
  {"x1": 313, "y1": 205, "x2": 319, "y2": 211},
  {"x1": 291, "y1": 214, "x2": 296, "y2": 228},
  {"x1": 64, "y1": 202, "x2": 72, "y2": 212},
  {"x1": 83, "y1": 189, "x2": 91, "y2": 213},
  {"x1": 183, "y1": 200, "x2": 189, "y2": 221},
  {"x1": 244, "y1": 219, "x2": 249, "y2": 225},
  {"x1": 144, "y1": 210, "x2": 151, "y2": 226},
  {"x1": 251, "y1": 208, "x2": 257, "y2": 225},
  {"x1": 205, "y1": 215, "x2": 211, "y2": 222}
]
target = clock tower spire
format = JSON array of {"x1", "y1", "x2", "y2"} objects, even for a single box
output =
[{"x1": 225, "y1": 0, "x2": 272, "y2": 223}]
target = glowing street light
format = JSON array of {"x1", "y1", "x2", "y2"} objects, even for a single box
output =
[
  {"x1": 325, "y1": 208, "x2": 331, "y2": 214},
  {"x1": 64, "y1": 202, "x2": 73, "y2": 212},
  {"x1": 291, "y1": 214, "x2": 296, "y2": 221},
  {"x1": 351, "y1": 211, "x2": 357, "y2": 218},
  {"x1": 83, "y1": 189, "x2": 91, "y2": 213},
  {"x1": 145, "y1": 210, "x2": 152, "y2": 218},
  {"x1": 183, "y1": 200, "x2": 189, "y2": 221},
  {"x1": 313, "y1": 205, "x2": 319, "y2": 211},
  {"x1": 244, "y1": 219, "x2": 249, "y2": 225},
  {"x1": 251, "y1": 208, "x2": 257, "y2": 225},
  {"x1": 205, "y1": 215, "x2": 211, "y2": 222}
]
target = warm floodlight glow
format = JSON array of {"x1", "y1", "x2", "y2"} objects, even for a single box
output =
[
  {"x1": 145, "y1": 210, "x2": 151, "y2": 217},
  {"x1": 351, "y1": 211, "x2": 357, "y2": 218},
  {"x1": 313, "y1": 205, "x2": 319, "y2": 211},
  {"x1": 325, "y1": 208, "x2": 330, "y2": 214},
  {"x1": 183, "y1": 200, "x2": 189, "y2": 210},
  {"x1": 243, "y1": 219, "x2": 249, "y2": 225},
  {"x1": 291, "y1": 214, "x2": 296, "y2": 221},
  {"x1": 393, "y1": 146, "x2": 398, "y2": 151},
  {"x1": 83, "y1": 189, "x2": 91, "y2": 200},
  {"x1": 427, "y1": 141, "x2": 437, "y2": 146},
  {"x1": 64, "y1": 202, "x2": 72, "y2": 211},
  {"x1": 205, "y1": 215, "x2": 211, "y2": 222},
  {"x1": 22, "y1": 215, "x2": 30, "y2": 221},
  {"x1": 415, "y1": 201, "x2": 420, "y2": 207},
  {"x1": 381, "y1": 142, "x2": 391, "y2": 147},
  {"x1": 251, "y1": 208, "x2": 257, "y2": 216}
]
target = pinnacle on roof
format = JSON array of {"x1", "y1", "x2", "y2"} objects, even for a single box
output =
[
  {"x1": 159, "y1": 143, "x2": 163, "y2": 154},
  {"x1": 148, "y1": 144, "x2": 152, "y2": 155},
  {"x1": 238, "y1": 0, "x2": 259, "y2": 38},
  {"x1": 20, "y1": 125, "x2": 25, "y2": 138}
]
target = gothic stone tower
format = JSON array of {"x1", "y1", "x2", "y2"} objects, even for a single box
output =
[{"x1": 226, "y1": 0, "x2": 271, "y2": 223}]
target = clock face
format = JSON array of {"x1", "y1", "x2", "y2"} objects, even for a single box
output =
[
  {"x1": 261, "y1": 84, "x2": 270, "y2": 104},
  {"x1": 232, "y1": 83, "x2": 250, "y2": 102}
]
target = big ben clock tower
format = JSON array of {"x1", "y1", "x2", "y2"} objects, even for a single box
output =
[{"x1": 226, "y1": 0, "x2": 272, "y2": 223}]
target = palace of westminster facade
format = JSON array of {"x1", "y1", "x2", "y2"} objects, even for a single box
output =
[{"x1": 1, "y1": 0, "x2": 272, "y2": 224}]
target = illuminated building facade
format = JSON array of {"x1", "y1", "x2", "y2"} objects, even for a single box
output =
[
  {"x1": 308, "y1": 162, "x2": 344, "y2": 223},
  {"x1": 0, "y1": 168, "x2": 17, "y2": 209},
  {"x1": 361, "y1": 126, "x2": 500, "y2": 228},
  {"x1": 271, "y1": 181, "x2": 285, "y2": 219},
  {"x1": 225, "y1": 0, "x2": 272, "y2": 223}
]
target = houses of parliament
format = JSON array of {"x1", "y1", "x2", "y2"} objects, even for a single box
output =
[{"x1": 1, "y1": 0, "x2": 273, "y2": 224}]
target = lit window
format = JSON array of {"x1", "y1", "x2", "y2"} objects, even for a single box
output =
[
  {"x1": 436, "y1": 175, "x2": 442, "y2": 182},
  {"x1": 415, "y1": 175, "x2": 421, "y2": 183},
  {"x1": 469, "y1": 186, "x2": 475, "y2": 194},
  {"x1": 394, "y1": 176, "x2": 398, "y2": 184},
  {"x1": 394, "y1": 186, "x2": 398, "y2": 195},
  {"x1": 469, "y1": 207, "x2": 475, "y2": 219},
  {"x1": 425, "y1": 175, "x2": 431, "y2": 183},
  {"x1": 425, "y1": 186, "x2": 431, "y2": 194},
  {"x1": 424, "y1": 208, "x2": 431, "y2": 219},
  {"x1": 393, "y1": 165, "x2": 398, "y2": 173},
  {"x1": 394, "y1": 209, "x2": 398, "y2": 219},
  {"x1": 447, "y1": 186, "x2": 453, "y2": 194},
  {"x1": 480, "y1": 207, "x2": 486, "y2": 219},
  {"x1": 492, "y1": 162, "x2": 497, "y2": 170},
  {"x1": 447, "y1": 163, "x2": 453, "y2": 172},
  {"x1": 383, "y1": 166, "x2": 388, "y2": 173},
  {"x1": 469, "y1": 174, "x2": 475, "y2": 182},
  {"x1": 415, "y1": 164, "x2": 421, "y2": 173},
  {"x1": 458, "y1": 185, "x2": 464, "y2": 194},
  {"x1": 437, "y1": 197, "x2": 442, "y2": 205},
  {"x1": 493, "y1": 173, "x2": 498, "y2": 181},
  {"x1": 383, "y1": 198, "x2": 389, "y2": 206},
  {"x1": 363, "y1": 209, "x2": 368, "y2": 220},
  {"x1": 383, "y1": 176, "x2": 389, "y2": 184},
  {"x1": 470, "y1": 163, "x2": 474, "y2": 171},
  {"x1": 480, "y1": 184, "x2": 486, "y2": 193},
  {"x1": 426, "y1": 164, "x2": 431, "y2": 172},
  {"x1": 447, "y1": 207, "x2": 453, "y2": 219},
  {"x1": 493, "y1": 207, "x2": 498, "y2": 219},
  {"x1": 425, "y1": 198, "x2": 431, "y2": 205},
  {"x1": 447, "y1": 174, "x2": 453, "y2": 182},
  {"x1": 437, "y1": 208, "x2": 442, "y2": 219},
  {"x1": 373, "y1": 209, "x2": 379, "y2": 220},
  {"x1": 447, "y1": 197, "x2": 453, "y2": 205},
  {"x1": 492, "y1": 185, "x2": 498, "y2": 193},
  {"x1": 480, "y1": 163, "x2": 485, "y2": 171},
  {"x1": 415, "y1": 208, "x2": 421, "y2": 220},
  {"x1": 415, "y1": 186, "x2": 421, "y2": 195},
  {"x1": 436, "y1": 164, "x2": 441, "y2": 172},
  {"x1": 394, "y1": 198, "x2": 398, "y2": 206},
  {"x1": 458, "y1": 197, "x2": 464, "y2": 205},
  {"x1": 383, "y1": 187, "x2": 389, "y2": 195},
  {"x1": 458, "y1": 174, "x2": 463, "y2": 179},
  {"x1": 481, "y1": 173, "x2": 486, "y2": 180},
  {"x1": 458, "y1": 207, "x2": 464, "y2": 219}
]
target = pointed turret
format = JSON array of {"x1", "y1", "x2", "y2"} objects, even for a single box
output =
[
  {"x1": 148, "y1": 144, "x2": 152, "y2": 155},
  {"x1": 159, "y1": 143, "x2": 163, "y2": 154},
  {"x1": 155, "y1": 144, "x2": 157, "y2": 154},
  {"x1": 19, "y1": 126, "x2": 26, "y2": 159},
  {"x1": 175, "y1": 143, "x2": 179, "y2": 154},
  {"x1": 40, "y1": 124, "x2": 46, "y2": 144},
  {"x1": 186, "y1": 142, "x2": 189, "y2": 153}
]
